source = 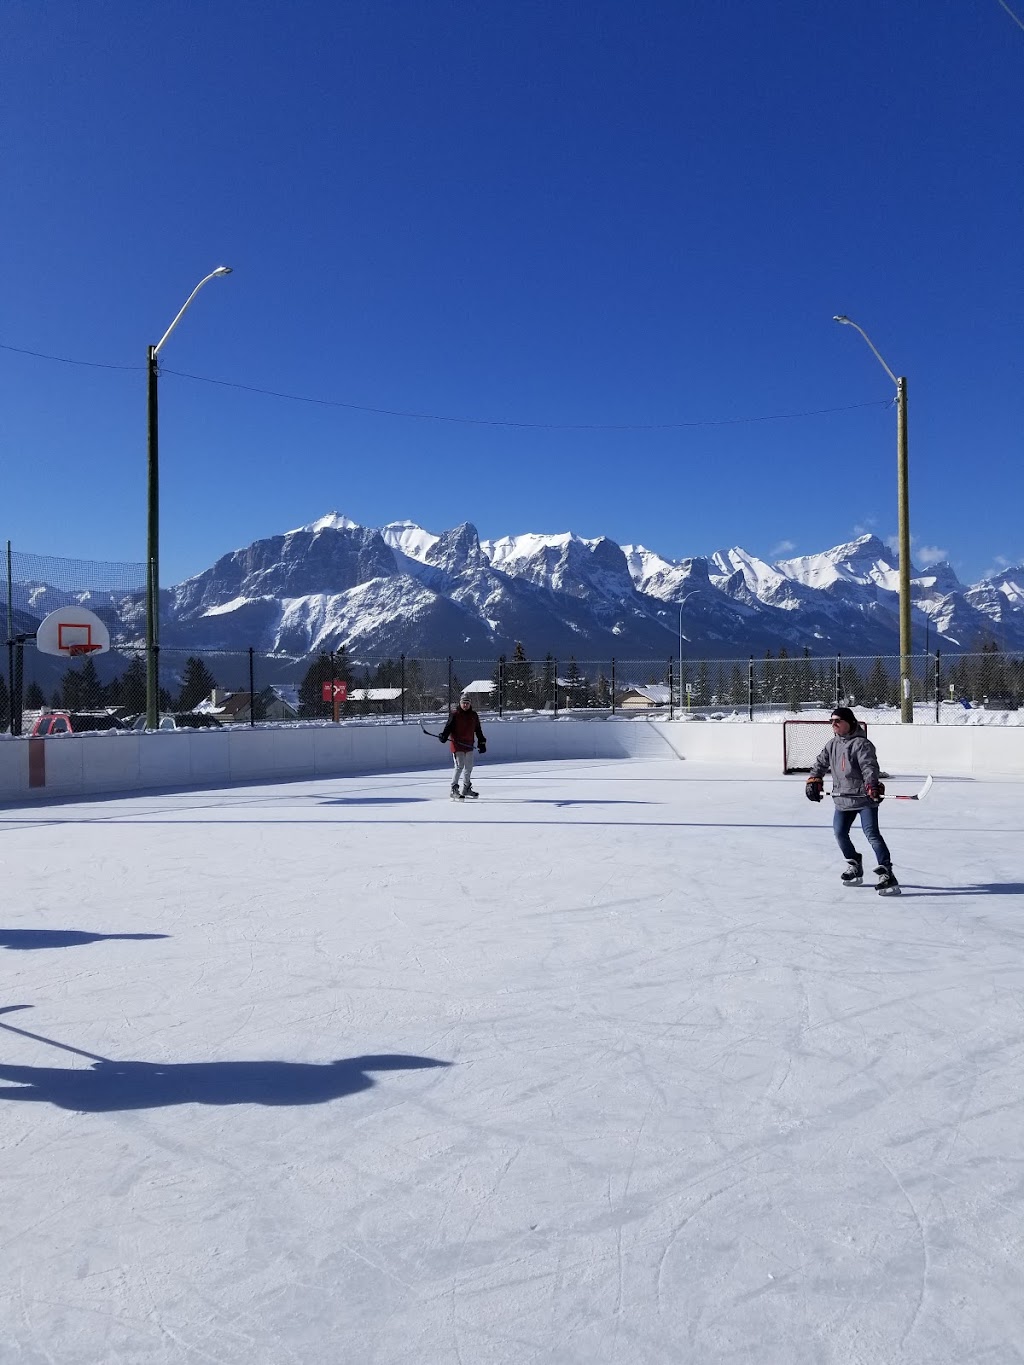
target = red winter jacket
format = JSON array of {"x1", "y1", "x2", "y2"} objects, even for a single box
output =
[{"x1": 440, "y1": 705, "x2": 485, "y2": 753}]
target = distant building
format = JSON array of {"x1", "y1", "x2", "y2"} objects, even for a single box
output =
[
  {"x1": 198, "y1": 687, "x2": 300, "y2": 724},
  {"x1": 618, "y1": 684, "x2": 670, "y2": 709},
  {"x1": 461, "y1": 680, "x2": 495, "y2": 705}
]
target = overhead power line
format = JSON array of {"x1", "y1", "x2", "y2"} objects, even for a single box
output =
[{"x1": 0, "y1": 339, "x2": 892, "y2": 431}]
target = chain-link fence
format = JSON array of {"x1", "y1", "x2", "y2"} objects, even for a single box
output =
[
  {"x1": 4, "y1": 545, "x2": 1021, "y2": 734},
  {"x1": 5, "y1": 640, "x2": 1021, "y2": 736}
]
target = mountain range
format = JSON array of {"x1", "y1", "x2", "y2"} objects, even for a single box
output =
[{"x1": 13, "y1": 513, "x2": 1024, "y2": 663}]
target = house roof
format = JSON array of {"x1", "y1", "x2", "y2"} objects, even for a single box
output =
[
  {"x1": 347, "y1": 687, "x2": 404, "y2": 701},
  {"x1": 462, "y1": 680, "x2": 494, "y2": 693},
  {"x1": 622, "y1": 684, "x2": 671, "y2": 703}
]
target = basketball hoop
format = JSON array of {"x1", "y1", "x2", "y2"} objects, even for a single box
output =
[{"x1": 36, "y1": 609, "x2": 110, "y2": 659}]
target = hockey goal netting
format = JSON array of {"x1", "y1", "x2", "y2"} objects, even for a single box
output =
[{"x1": 783, "y1": 719, "x2": 867, "y2": 774}]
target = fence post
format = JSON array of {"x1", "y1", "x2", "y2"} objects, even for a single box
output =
[
  {"x1": 668, "y1": 658, "x2": 674, "y2": 720},
  {"x1": 611, "y1": 658, "x2": 616, "y2": 714},
  {"x1": 329, "y1": 650, "x2": 336, "y2": 722},
  {"x1": 400, "y1": 654, "x2": 406, "y2": 722},
  {"x1": 447, "y1": 656, "x2": 453, "y2": 711},
  {"x1": 835, "y1": 654, "x2": 842, "y2": 707},
  {"x1": 248, "y1": 647, "x2": 255, "y2": 727},
  {"x1": 15, "y1": 637, "x2": 27, "y2": 736},
  {"x1": 934, "y1": 649, "x2": 941, "y2": 724},
  {"x1": 552, "y1": 658, "x2": 558, "y2": 716},
  {"x1": 498, "y1": 655, "x2": 505, "y2": 717},
  {"x1": 747, "y1": 656, "x2": 754, "y2": 721}
]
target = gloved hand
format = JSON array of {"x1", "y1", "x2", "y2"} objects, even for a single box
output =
[
  {"x1": 478, "y1": 740, "x2": 486, "y2": 754},
  {"x1": 865, "y1": 781, "x2": 885, "y2": 802},
  {"x1": 805, "y1": 777, "x2": 823, "y2": 803},
  {"x1": 439, "y1": 735, "x2": 447, "y2": 744}
]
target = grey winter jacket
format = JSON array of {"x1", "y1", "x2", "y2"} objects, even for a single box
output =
[{"x1": 808, "y1": 725, "x2": 882, "y2": 811}]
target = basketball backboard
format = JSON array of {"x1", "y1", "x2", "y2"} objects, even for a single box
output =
[{"x1": 35, "y1": 607, "x2": 111, "y2": 658}]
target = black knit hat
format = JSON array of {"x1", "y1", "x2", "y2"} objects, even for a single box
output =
[{"x1": 830, "y1": 706, "x2": 857, "y2": 729}]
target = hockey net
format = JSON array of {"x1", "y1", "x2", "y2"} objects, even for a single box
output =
[{"x1": 782, "y1": 719, "x2": 867, "y2": 774}]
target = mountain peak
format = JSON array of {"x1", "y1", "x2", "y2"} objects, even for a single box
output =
[{"x1": 289, "y1": 512, "x2": 362, "y2": 535}]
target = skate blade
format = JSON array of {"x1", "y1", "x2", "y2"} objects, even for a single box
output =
[
  {"x1": 843, "y1": 877, "x2": 864, "y2": 887},
  {"x1": 877, "y1": 886, "x2": 901, "y2": 895}
]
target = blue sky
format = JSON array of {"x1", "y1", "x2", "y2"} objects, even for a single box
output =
[{"x1": 2, "y1": 1, "x2": 1022, "y2": 587}]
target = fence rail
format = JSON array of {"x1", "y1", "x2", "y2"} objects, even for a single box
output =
[{"x1": 3, "y1": 641, "x2": 1021, "y2": 736}]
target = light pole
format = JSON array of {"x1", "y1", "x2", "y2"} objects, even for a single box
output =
[
  {"x1": 678, "y1": 601, "x2": 689, "y2": 709},
  {"x1": 146, "y1": 267, "x2": 232, "y2": 728},
  {"x1": 676, "y1": 589, "x2": 700, "y2": 710},
  {"x1": 833, "y1": 315, "x2": 913, "y2": 723}
]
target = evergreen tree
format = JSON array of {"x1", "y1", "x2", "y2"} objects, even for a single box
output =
[
  {"x1": 976, "y1": 641, "x2": 1008, "y2": 701},
  {"x1": 505, "y1": 642, "x2": 534, "y2": 713},
  {"x1": 117, "y1": 657, "x2": 148, "y2": 715},
  {"x1": 794, "y1": 649, "x2": 813, "y2": 711},
  {"x1": 540, "y1": 654, "x2": 556, "y2": 709},
  {"x1": 404, "y1": 657, "x2": 425, "y2": 712},
  {"x1": 373, "y1": 658, "x2": 401, "y2": 687},
  {"x1": 866, "y1": 658, "x2": 890, "y2": 706},
  {"x1": 24, "y1": 681, "x2": 45, "y2": 711},
  {"x1": 729, "y1": 664, "x2": 745, "y2": 707},
  {"x1": 696, "y1": 658, "x2": 710, "y2": 705},
  {"x1": 178, "y1": 656, "x2": 219, "y2": 711},
  {"x1": 0, "y1": 673, "x2": 9, "y2": 730},
  {"x1": 595, "y1": 671, "x2": 611, "y2": 707},
  {"x1": 842, "y1": 663, "x2": 866, "y2": 705},
  {"x1": 564, "y1": 657, "x2": 584, "y2": 709},
  {"x1": 61, "y1": 658, "x2": 102, "y2": 711},
  {"x1": 298, "y1": 653, "x2": 334, "y2": 718},
  {"x1": 252, "y1": 687, "x2": 272, "y2": 722}
]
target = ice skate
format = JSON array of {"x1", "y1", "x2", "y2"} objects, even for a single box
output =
[
  {"x1": 450, "y1": 782, "x2": 463, "y2": 801},
  {"x1": 462, "y1": 785, "x2": 479, "y2": 799},
  {"x1": 874, "y1": 865, "x2": 901, "y2": 896},
  {"x1": 841, "y1": 855, "x2": 863, "y2": 887}
]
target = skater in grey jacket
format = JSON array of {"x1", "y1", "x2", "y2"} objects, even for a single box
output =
[{"x1": 805, "y1": 707, "x2": 900, "y2": 894}]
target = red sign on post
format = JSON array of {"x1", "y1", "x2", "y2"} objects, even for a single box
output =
[{"x1": 322, "y1": 680, "x2": 348, "y2": 702}]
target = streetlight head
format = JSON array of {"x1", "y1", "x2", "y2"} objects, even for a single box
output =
[
  {"x1": 213, "y1": 266, "x2": 233, "y2": 276},
  {"x1": 833, "y1": 314, "x2": 851, "y2": 325}
]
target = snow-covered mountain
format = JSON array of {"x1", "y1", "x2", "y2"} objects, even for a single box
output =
[{"x1": 13, "y1": 514, "x2": 1024, "y2": 661}]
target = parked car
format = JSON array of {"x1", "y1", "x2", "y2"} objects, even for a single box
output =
[{"x1": 30, "y1": 711, "x2": 131, "y2": 736}]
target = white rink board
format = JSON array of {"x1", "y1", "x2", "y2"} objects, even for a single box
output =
[{"x1": 1, "y1": 716, "x2": 1021, "y2": 805}]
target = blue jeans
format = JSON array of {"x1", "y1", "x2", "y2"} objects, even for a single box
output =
[{"x1": 833, "y1": 805, "x2": 891, "y2": 868}]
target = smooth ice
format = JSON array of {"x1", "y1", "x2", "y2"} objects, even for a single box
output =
[{"x1": 1, "y1": 756, "x2": 1023, "y2": 1364}]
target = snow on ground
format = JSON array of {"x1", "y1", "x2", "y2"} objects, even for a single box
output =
[{"x1": 1, "y1": 757, "x2": 1023, "y2": 1364}]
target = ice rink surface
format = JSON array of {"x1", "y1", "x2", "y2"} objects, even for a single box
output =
[{"x1": 2, "y1": 755, "x2": 1023, "y2": 1364}]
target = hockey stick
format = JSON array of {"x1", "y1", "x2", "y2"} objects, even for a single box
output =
[
  {"x1": 891, "y1": 775, "x2": 933, "y2": 801},
  {"x1": 0, "y1": 1005, "x2": 110, "y2": 1063},
  {"x1": 420, "y1": 725, "x2": 443, "y2": 739}
]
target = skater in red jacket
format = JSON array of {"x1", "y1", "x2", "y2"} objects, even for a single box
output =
[{"x1": 440, "y1": 696, "x2": 486, "y2": 799}]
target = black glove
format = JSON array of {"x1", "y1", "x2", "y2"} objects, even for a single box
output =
[
  {"x1": 478, "y1": 739, "x2": 486, "y2": 754},
  {"x1": 865, "y1": 781, "x2": 884, "y2": 802},
  {"x1": 439, "y1": 734, "x2": 447, "y2": 744},
  {"x1": 805, "y1": 778, "x2": 823, "y2": 803}
]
